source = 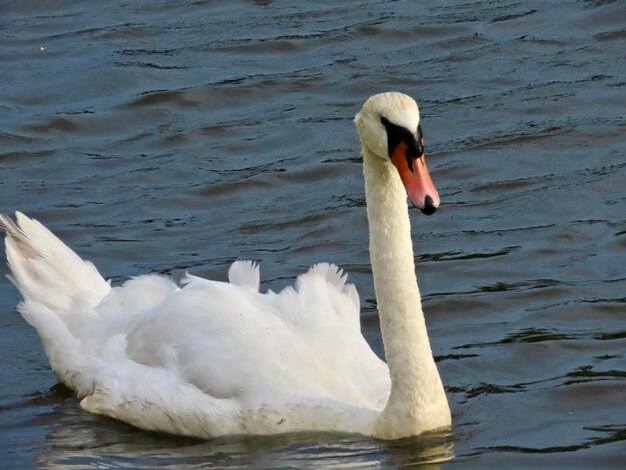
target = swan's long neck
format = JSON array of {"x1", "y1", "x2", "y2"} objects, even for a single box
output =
[{"x1": 363, "y1": 148, "x2": 450, "y2": 438}]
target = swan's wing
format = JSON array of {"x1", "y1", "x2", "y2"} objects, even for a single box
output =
[
  {"x1": 81, "y1": 263, "x2": 387, "y2": 437},
  {"x1": 273, "y1": 263, "x2": 389, "y2": 408},
  {"x1": 289, "y1": 262, "x2": 361, "y2": 331},
  {"x1": 123, "y1": 262, "x2": 388, "y2": 411},
  {"x1": 80, "y1": 336, "x2": 246, "y2": 437},
  {"x1": 80, "y1": 341, "x2": 380, "y2": 437},
  {"x1": 228, "y1": 260, "x2": 260, "y2": 291},
  {"x1": 81, "y1": 274, "x2": 180, "y2": 353}
]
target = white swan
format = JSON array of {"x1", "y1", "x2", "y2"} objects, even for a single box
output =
[{"x1": 0, "y1": 92, "x2": 451, "y2": 440}]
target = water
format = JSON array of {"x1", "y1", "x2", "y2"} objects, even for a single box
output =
[{"x1": 1, "y1": 0, "x2": 625, "y2": 467}]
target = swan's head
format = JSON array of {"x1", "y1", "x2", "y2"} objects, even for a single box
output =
[{"x1": 354, "y1": 92, "x2": 440, "y2": 215}]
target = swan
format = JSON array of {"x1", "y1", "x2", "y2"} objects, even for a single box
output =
[{"x1": 0, "y1": 92, "x2": 451, "y2": 440}]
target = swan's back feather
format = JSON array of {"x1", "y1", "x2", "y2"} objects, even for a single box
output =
[
  {"x1": 123, "y1": 263, "x2": 385, "y2": 403},
  {"x1": 228, "y1": 260, "x2": 260, "y2": 291},
  {"x1": 294, "y1": 263, "x2": 360, "y2": 329}
]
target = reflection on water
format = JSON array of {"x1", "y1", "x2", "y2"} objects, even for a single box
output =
[
  {"x1": 1, "y1": 0, "x2": 625, "y2": 468},
  {"x1": 34, "y1": 390, "x2": 454, "y2": 468}
]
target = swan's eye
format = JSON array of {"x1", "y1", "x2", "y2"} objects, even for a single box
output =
[{"x1": 380, "y1": 116, "x2": 422, "y2": 161}]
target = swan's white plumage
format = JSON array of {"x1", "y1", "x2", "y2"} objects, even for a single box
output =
[
  {"x1": 227, "y1": 260, "x2": 260, "y2": 291},
  {"x1": 1, "y1": 92, "x2": 451, "y2": 439},
  {"x1": 0, "y1": 213, "x2": 389, "y2": 437}
]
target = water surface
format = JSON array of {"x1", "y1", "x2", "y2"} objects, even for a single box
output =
[{"x1": 1, "y1": 0, "x2": 625, "y2": 467}]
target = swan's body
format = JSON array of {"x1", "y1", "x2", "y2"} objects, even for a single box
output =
[{"x1": 1, "y1": 93, "x2": 451, "y2": 440}]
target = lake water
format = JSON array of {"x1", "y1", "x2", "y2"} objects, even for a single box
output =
[{"x1": 1, "y1": 0, "x2": 625, "y2": 467}]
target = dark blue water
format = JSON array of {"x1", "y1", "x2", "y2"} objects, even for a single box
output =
[{"x1": 1, "y1": 0, "x2": 625, "y2": 467}]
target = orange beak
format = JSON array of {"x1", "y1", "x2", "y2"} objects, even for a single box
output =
[{"x1": 390, "y1": 141, "x2": 440, "y2": 215}]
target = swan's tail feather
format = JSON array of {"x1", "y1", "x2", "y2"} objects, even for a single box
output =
[
  {"x1": 0, "y1": 212, "x2": 110, "y2": 314},
  {"x1": 0, "y1": 212, "x2": 112, "y2": 393}
]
